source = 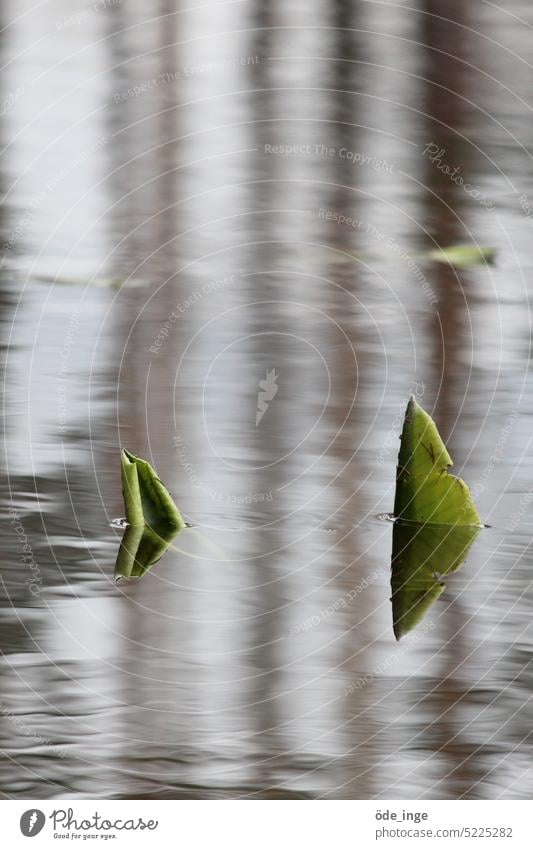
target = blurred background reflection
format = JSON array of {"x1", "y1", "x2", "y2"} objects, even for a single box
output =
[{"x1": 1, "y1": 0, "x2": 533, "y2": 799}]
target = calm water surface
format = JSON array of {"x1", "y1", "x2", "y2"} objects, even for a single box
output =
[{"x1": 1, "y1": 0, "x2": 533, "y2": 799}]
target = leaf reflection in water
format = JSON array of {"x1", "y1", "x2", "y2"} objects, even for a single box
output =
[
  {"x1": 114, "y1": 521, "x2": 180, "y2": 581},
  {"x1": 390, "y1": 521, "x2": 480, "y2": 640}
]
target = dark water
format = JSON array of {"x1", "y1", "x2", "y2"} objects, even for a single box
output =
[{"x1": 1, "y1": 0, "x2": 533, "y2": 799}]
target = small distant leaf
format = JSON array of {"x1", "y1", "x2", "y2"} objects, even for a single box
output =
[
  {"x1": 391, "y1": 521, "x2": 480, "y2": 639},
  {"x1": 115, "y1": 521, "x2": 179, "y2": 580},
  {"x1": 34, "y1": 274, "x2": 146, "y2": 289},
  {"x1": 394, "y1": 397, "x2": 481, "y2": 526},
  {"x1": 120, "y1": 449, "x2": 186, "y2": 530},
  {"x1": 424, "y1": 245, "x2": 495, "y2": 268}
]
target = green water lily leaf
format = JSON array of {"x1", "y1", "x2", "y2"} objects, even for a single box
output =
[
  {"x1": 120, "y1": 449, "x2": 186, "y2": 530},
  {"x1": 391, "y1": 520, "x2": 480, "y2": 639},
  {"x1": 115, "y1": 521, "x2": 179, "y2": 580},
  {"x1": 393, "y1": 397, "x2": 482, "y2": 526},
  {"x1": 424, "y1": 245, "x2": 495, "y2": 268}
]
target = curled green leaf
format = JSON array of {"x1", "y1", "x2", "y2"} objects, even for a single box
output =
[{"x1": 120, "y1": 449, "x2": 186, "y2": 530}]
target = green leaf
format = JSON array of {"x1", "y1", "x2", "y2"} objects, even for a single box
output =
[
  {"x1": 287, "y1": 244, "x2": 495, "y2": 270},
  {"x1": 391, "y1": 521, "x2": 480, "y2": 639},
  {"x1": 424, "y1": 245, "x2": 495, "y2": 268},
  {"x1": 394, "y1": 397, "x2": 482, "y2": 526},
  {"x1": 114, "y1": 521, "x2": 179, "y2": 580},
  {"x1": 121, "y1": 450, "x2": 144, "y2": 526},
  {"x1": 34, "y1": 274, "x2": 146, "y2": 289},
  {"x1": 120, "y1": 449, "x2": 186, "y2": 529}
]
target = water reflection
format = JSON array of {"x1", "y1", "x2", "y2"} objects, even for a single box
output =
[
  {"x1": 391, "y1": 521, "x2": 480, "y2": 640},
  {"x1": 114, "y1": 522, "x2": 180, "y2": 581}
]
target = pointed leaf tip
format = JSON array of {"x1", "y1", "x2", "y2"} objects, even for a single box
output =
[{"x1": 397, "y1": 396, "x2": 453, "y2": 479}]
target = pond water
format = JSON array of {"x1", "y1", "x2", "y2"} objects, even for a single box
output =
[{"x1": 1, "y1": 0, "x2": 533, "y2": 799}]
